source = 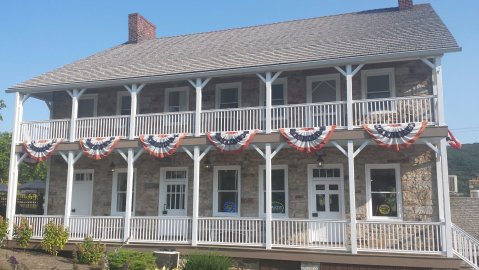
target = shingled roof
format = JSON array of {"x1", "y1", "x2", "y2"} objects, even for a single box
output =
[{"x1": 8, "y1": 4, "x2": 459, "y2": 92}]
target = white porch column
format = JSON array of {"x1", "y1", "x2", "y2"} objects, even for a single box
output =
[
  {"x1": 422, "y1": 57, "x2": 445, "y2": 126},
  {"x1": 188, "y1": 78, "x2": 211, "y2": 137},
  {"x1": 264, "y1": 143, "x2": 272, "y2": 249},
  {"x1": 439, "y1": 138, "x2": 453, "y2": 257},
  {"x1": 347, "y1": 140, "x2": 358, "y2": 253},
  {"x1": 335, "y1": 65, "x2": 363, "y2": 130},
  {"x1": 67, "y1": 89, "x2": 86, "y2": 142},
  {"x1": 6, "y1": 153, "x2": 26, "y2": 239},
  {"x1": 257, "y1": 72, "x2": 282, "y2": 134},
  {"x1": 125, "y1": 84, "x2": 145, "y2": 139},
  {"x1": 61, "y1": 151, "x2": 83, "y2": 228}
]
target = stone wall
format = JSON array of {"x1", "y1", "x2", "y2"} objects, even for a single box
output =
[{"x1": 47, "y1": 145, "x2": 438, "y2": 222}]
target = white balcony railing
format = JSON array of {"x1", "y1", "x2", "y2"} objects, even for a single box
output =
[
  {"x1": 13, "y1": 215, "x2": 64, "y2": 239},
  {"x1": 452, "y1": 223, "x2": 479, "y2": 269},
  {"x1": 357, "y1": 221, "x2": 443, "y2": 254},
  {"x1": 136, "y1": 111, "x2": 195, "y2": 136},
  {"x1": 69, "y1": 216, "x2": 124, "y2": 241},
  {"x1": 197, "y1": 217, "x2": 265, "y2": 246},
  {"x1": 19, "y1": 119, "x2": 70, "y2": 142},
  {"x1": 272, "y1": 219, "x2": 347, "y2": 250},
  {"x1": 130, "y1": 216, "x2": 192, "y2": 243},
  {"x1": 76, "y1": 115, "x2": 130, "y2": 139},
  {"x1": 201, "y1": 106, "x2": 265, "y2": 133}
]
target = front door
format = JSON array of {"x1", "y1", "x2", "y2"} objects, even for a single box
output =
[
  {"x1": 71, "y1": 170, "x2": 93, "y2": 216},
  {"x1": 308, "y1": 164, "x2": 344, "y2": 243},
  {"x1": 159, "y1": 168, "x2": 188, "y2": 217}
]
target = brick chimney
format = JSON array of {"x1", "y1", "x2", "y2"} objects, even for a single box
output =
[
  {"x1": 128, "y1": 13, "x2": 156, "y2": 43},
  {"x1": 398, "y1": 0, "x2": 413, "y2": 10}
]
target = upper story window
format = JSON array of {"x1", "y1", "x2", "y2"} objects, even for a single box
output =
[
  {"x1": 365, "y1": 164, "x2": 402, "y2": 220},
  {"x1": 78, "y1": 94, "x2": 98, "y2": 118},
  {"x1": 260, "y1": 78, "x2": 287, "y2": 106},
  {"x1": 117, "y1": 92, "x2": 131, "y2": 115},
  {"x1": 307, "y1": 74, "x2": 340, "y2": 103},
  {"x1": 361, "y1": 68, "x2": 396, "y2": 99},
  {"x1": 213, "y1": 166, "x2": 240, "y2": 216},
  {"x1": 216, "y1": 82, "x2": 241, "y2": 109},
  {"x1": 165, "y1": 87, "x2": 189, "y2": 112}
]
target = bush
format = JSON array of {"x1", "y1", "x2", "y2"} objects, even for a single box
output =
[
  {"x1": 108, "y1": 249, "x2": 156, "y2": 270},
  {"x1": 0, "y1": 216, "x2": 8, "y2": 247},
  {"x1": 75, "y1": 236, "x2": 106, "y2": 265},
  {"x1": 13, "y1": 218, "x2": 32, "y2": 250},
  {"x1": 41, "y1": 221, "x2": 69, "y2": 256},
  {"x1": 183, "y1": 252, "x2": 232, "y2": 270}
]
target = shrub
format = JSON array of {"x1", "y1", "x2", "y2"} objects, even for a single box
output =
[
  {"x1": 75, "y1": 236, "x2": 106, "y2": 265},
  {"x1": 0, "y1": 216, "x2": 8, "y2": 247},
  {"x1": 183, "y1": 252, "x2": 232, "y2": 270},
  {"x1": 41, "y1": 221, "x2": 69, "y2": 256},
  {"x1": 108, "y1": 249, "x2": 156, "y2": 270},
  {"x1": 13, "y1": 218, "x2": 33, "y2": 250}
]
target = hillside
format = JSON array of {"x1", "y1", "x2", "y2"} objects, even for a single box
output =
[{"x1": 448, "y1": 143, "x2": 479, "y2": 195}]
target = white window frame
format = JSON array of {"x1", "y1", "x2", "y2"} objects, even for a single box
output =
[
  {"x1": 258, "y1": 165, "x2": 288, "y2": 218},
  {"x1": 164, "y1": 86, "x2": 190, "y2": 112},
  {"x1": 116, "y1": 91, "x2": 137, "y2": 115},
  {"x1": 159, "y1": 167, "x2": 189, "y2": 216},
  {"x1": 259, "y1": 77, "x2": 288, "y2": 106},
  {"x1": 365, "y1": 163, "x2": 403, "y2": 220},
  {"x1": 111, "y1": 168, "x2": 137, "y2": 216},
  {"x1": 306, "y1": 74, "x2": 341, "y2": 103},
  {"x1": 73, "y1": 169, "x2": 95, "y2": 215},
  {"x1": 361, "y1": 68, "x2": 396, "y2": 100},
  {"x1": 213, "y1": 165, "x2": 241, "y2": 217},
  {"x1": 78, "y1": 93, "x2": 98, "y2": 117},
  {"x1": 215, "y1": 82, "x2": 242, "y2": 109},
  {"x1": 307, "y1": 164, "x2": 345, "y2": 219}
]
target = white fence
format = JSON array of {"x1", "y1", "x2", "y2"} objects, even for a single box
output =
[
  {"x1": 75, "y1": 116, "x2": 130, "y2": 139},
  {"x1": 357, "y1": 221, "x2": 442, "y2": 254},
  {"x1": 19, "y1": 119, "x2": 70, "y2": 142},
  {"x1": 13, "y1": 215, "x2": 64, "y2": 239},
  {"x1": 69, "y1": 216, "x2": 124, "y2": 241},
  {"x1": 197, "y1": 217, "x2": 265, "y2": 246},
  {"x1": 136, "y1": 111, "x2": 195, "y2": 136},
  {"x1": 452, "y1": 224, "x2": 479, "y2": 269},
  {"x1": 272, "y1": 219, "x2": 347, "y2": 249},
  {"x1": 130, "y1": 217, "x2": 192, "y2": 243},
  {"x1": 201, "y1": 107, "x2": 265, "y2": 133}
]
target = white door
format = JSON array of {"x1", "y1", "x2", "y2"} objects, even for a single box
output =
[
  {"x1": 308, "y1": 165, "x2": 344, "y2": 243},
  {"x1": 71, "y1": 170, "x2": 93, "y2": 216},
  {"x1": 159, "y1": 168, "x2": 188, "y2": 216}
]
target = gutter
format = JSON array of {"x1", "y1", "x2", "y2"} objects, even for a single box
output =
[{"x1": 5, "y1": 47, "x2": 461, "y2": 94}]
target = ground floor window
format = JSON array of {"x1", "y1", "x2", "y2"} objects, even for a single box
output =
[
  {"x1": 213, "y1": 166, "x2": 240, "y2": 216},
  {"x1": 366, "y1": 164, "x2": 402, "y2": 219},
  {"x1": 259, "y1": 165, "x2": 288, "y2": 217},
  {"x1": 111, "y1": 169, "x2": 136, "y2": 216}
]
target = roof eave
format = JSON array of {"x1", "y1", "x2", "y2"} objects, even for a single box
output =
[{"x1": 5, "y1": 47, "x2": 461, "y2": 94}]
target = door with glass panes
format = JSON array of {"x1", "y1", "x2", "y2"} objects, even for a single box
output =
[{"x1": 159, "y1": 168, "x2": 188, "y2": 216}]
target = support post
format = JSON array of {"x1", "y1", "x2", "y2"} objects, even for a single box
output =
[
  {"x1": 265, "y1": 143, "x2": 272, "y2": 249},
  {"x1": 347, "y1": 140, "x2": 358, "y2": 253},
  {"x1": 64, "y1": 151, "x2": 75, "y2": 228},
  {"x1": 439, "y1": 138, "x2": 453, "y2": 257},
  {"x1": 192, "y1": 146, "x2": 200, "y2": 245},
  {"x1": 346, "y1": 65, "x2": 354, "y2": 130},
  {"x1": 68, "y1": 89, "x2": 86, "y2": 142},
  {"x1": 434, "y1": 57, "x2": 445, "y2": 126},
  {"x1": 188, "y1": 78, "x2": 210, "y2": 137},
  {"x1": 124, "y1": 148, "x2": 135, "y2": 242},
  {"x1": 265, "y1": 73, "x2": 272, "y2": 134},
  {"x1": 125, "y1": 84, "x2": 145, "y2": 139}
]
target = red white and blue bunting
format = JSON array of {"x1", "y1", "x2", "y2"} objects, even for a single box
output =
[
  {"x1": 23, "y1": 139, "x2": 63, "y2": 162},
  {"x1": 139, "y1": 133, "x2": 186, "y2": 158},
  {"x1": 79, "y1": 137, "x2": 120, "y2": 160},
  {"x1": 279, "y1": 126, "x2": 336, "y2": 153},
  {"x1": 207, "y1": 130, "x2": 257, "y2": 153},
  {"x1": 363, "y1": 122, "x2": 427, "y2": 151},
  {"x1": 447, "y1": 129, "x2": 462, "y2": 150}
]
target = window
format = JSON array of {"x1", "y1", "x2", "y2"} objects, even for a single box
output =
[
  {"x1": 366, "y1": 164, "x2": 402, "y2": 219},
  {"x1": 213, "y1": 166, "x2": 240, "y2": 216},
  {"x1": 75, "y1": 170, "x2": 94, "y2": 182},
  {"x1": 307, "y1": 74, "x2": 340, "y2": 103},
  {"x1": 111, "y1": 169, "x2": 136, "y2": 216},
  {"x1": 259, "y1": 165, "x2": 288, "y2": 217},
  {"x1": 216, "y1": 83, "x2": 241, "y2": 109},
  {"x1": 117, "y1": 92, "x2": 131, "y2": 115},
  {"x1": 361, "y1": 68, "x2": 395, "y2": 99},
  {"x1": 260, "y1": 78, "x2": 287, "y2": 106},
  {"x1": 78, "y1": 94, "x2": 98, "y2": 118},
  {"x1": 165, "y1": 87, "x2": 189, "y2": 112}
]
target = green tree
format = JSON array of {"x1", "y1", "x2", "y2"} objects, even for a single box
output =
[{"x1": 0, "y1": 99, "x2": 5, "y2": 122}]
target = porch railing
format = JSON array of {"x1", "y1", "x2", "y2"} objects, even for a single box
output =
[
  {"x1": 356, "y1": 221, "x2": 443, "y2": 254},
  {"x1": 76, "y1": 115, "x2": 130, "y2": 139},
  {"x1": 69, "y1": 216, "x2": 124, "y2": 241},
  {"x1": 200, "y1": 106, "x2": 265, "y2": 133},
  {"x1": 272, "y1": 219, "x2": 347, "y2": 250},
  {"x1": 130, "y1": 216, "x2": 192, "y2": 243},
  {"x1": 19, "y1": 119, "x2": 70, "y2": 142},
  {"x1": 13, "y1": 215, "x2": 64, "y2": 239},
  {"x1": 452, "y1": 223, "x2": 479, "y2": 270},
  {"x1": 197, "y1": 217, "x2": 265, "y2": 246},
  {"x1": 136, "y1": 111, "x2": 195, "y2": 136}
]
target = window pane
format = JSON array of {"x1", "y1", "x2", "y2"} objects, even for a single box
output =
[
  {"x1": 371, "y1": 193, "x2": 397, "y2": 217},
  {"x1": 312, "y1": 80, "x2": 336, "y2": 103},
  {"x1": 313, "y1": 169, "x2": 319, "y2": 178},
  {"x1": 117, "y1": 193, "x2": 126, "y2": 212},
  {"x1": 121, "y1": 95, "x2": 131, "y2": 115},
  {"x1": 370, "y1": 169, "x2": 397, "y2": 192},
  {"x1": 168, "y1": 91, "x2": 187, "y2": 112},
  {"x1": 263, "y1": 84, "x2": 285, "y2": 106},
  {"x1": 367, "y1": 75, "x2": 390, "y2": 96},
  {"x1": 330, "y1": 194, "x2": 339, "y2": 212},
  {"x1": 220, "y1": 88, "x2": 238, "y2": 108},
  {"x1": 117, "y1": 173, "x2": 127, "y2": 192},
  {"x1": 316, "y1": 194, "x2": 326, "y2": 212},
  {"x1": 218, "y1": 170, "x2": 237, "y2": 190},
  {"x1": 263, "y1": 169, "x2": 285, "y2": 191},
  {"x1": 316, "y1": 184, "x2": 325, "y2": 191},
  {"x1": 78, "y1": 99, "x2": 95, "y2": 117},
  {"x1": 218, "y1": 192, "x2": 238, "y2": 213},
  {"x1": 329, "y1": 184, "x2": 339, "y2": 191},
  {"x1": 272, "y1": 192, "x2": 286, "y2": 214}
]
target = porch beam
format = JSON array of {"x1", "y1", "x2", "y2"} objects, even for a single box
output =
[
  {"x1": 182, "y1": 147, "x2": 193, "y2": 159},
  {"x1": 271, "y1": 143, "x2": 285, "y2": 159},
  {"x1": 252, "y1": 144, "x2": 265, "y2": 158},
  {"x1": 133, "y1": 148, "x2": 144, "y2": 162},
  {"x1": 347, "y1": 140, "x2": 358, "y2": 254},
  {"x1": 199, "y1": 145, "x2": 212, "y2": 160},
  {"x1": 116, "y1": 149, "x2": 128, "y2": 162},
  {"x1": 422, "y1": 139, "x2": 439, "y2": 155},
  {"x1": 353, "y1": 141, "x2": 369, "y2": 158},
  {"x1": 188, "y1": 78, "x2": 211, "y2": 137},
  {"x1": 16, "y1": 153, "x2": 28, "y2": 166},
  {"x1": 331, "y1": 141, "x2": 347, "y2": 157},
  {"x1": 21, "y1": 94, "x2": 31, "y2": 104}
]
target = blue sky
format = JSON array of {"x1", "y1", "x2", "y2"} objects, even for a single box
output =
[{"x1": 0, "y1": 1, "x2": 477, "y2": 142}]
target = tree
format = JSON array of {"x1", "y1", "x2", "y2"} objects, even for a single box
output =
[{"x1": 0, "y1": 99, "x2": 5, "y2": 122}]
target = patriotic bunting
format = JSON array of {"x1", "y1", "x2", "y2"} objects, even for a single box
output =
[
  {"x1": 363, "y1": 121, "x2": 427, "y2": 151},
  {"x1": 279, "y1": 126, "x2": 336, "y2": 153},
  {"x1": 447, "y1": 129, "x2": 462, "y2": 150},
  {"x1": 139, "y1": 133, "x2": 186, "y2": 158},
  {"x1": 23, "y1": 139, "x2": 62, "y2": 162},
  {"x1": 79, "y1": 137, "x2": 120, "y2": 160},
  {"x1": 207, "y1": 130, "x2": 257, "y2": 153}
]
